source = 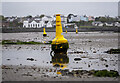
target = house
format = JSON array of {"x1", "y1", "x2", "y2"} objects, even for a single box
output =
[
  {"x1": 88, "y1": 16, "x2": 95, "y2": 21},
  {"x1": 16, "y1": 17, "x2": 24, "y2": 23},
  {"x1": 80, "y1": 15, "x2": 88, "y2": 21},
  {"x1": 6, "y1": 16, "x2": 17, "y2": 22},
  {"x1": 115, "y1": 22, "x2": 120, "y2": 27},
  {"x1": 23, "y1": 15, "x2": 53, "y2": 28},
  {"x1": 92, "y1": 21, "x2": 104, "y2": 26},
  {"x1": 46, "y1": 21, "x2": 52, "y2": 27},
  {"x1": 69, "y1": 15, "x2": 80, "y2": 22},
  {"x1": 23, "y1": 20, "x2": 44, "y2": 28},
  {"x1": 105, "y1": 22, "x2": 114, "y2": 27},
  {"x1": 72, "y1": 15, "x2": 80, "y2": 22},
  {"x1": 68, "y1": 14, "x2": 89, "y2": 22}
]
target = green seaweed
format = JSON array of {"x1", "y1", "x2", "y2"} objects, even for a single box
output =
[
  {"x1": 2, "y1": 40, "x2": 52, "y2": 45},
  {"x1": 93, "y1": 70, "x2": 119, "y2": 77},
  {"x1": 105, "y1": 48, "x2": 120, "y2": 54}
]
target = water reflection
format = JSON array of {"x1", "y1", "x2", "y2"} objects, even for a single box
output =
[{"x1": 50, "y1": 52, "x2": 69, "y2": 74}]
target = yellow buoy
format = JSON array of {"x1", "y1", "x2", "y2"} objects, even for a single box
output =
[
  {"x1": 76, "y1": 28, "x2": 78, "y2": 34},
  {"x1": 66, "y1": 29, "x2": 67, "y2": 33},
  {"x1": 51, "y1": 14, "x2": 69, "y2": 53},
  {"x1": 43, "y1": 27, "x2": 47, "y2": 37}
]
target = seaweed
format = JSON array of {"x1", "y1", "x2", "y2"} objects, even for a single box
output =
[
  {"x1": 105, "y1": 48, "x2": 120, "y2": 54},
  {"x1": 1, "y1": 40, "x2": 52, "y2": 45}
]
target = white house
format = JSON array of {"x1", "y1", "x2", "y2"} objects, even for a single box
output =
[
  {"x1": 23, "y1": 20, "x2": 44, "y2": 28},
  {"x1": 115, "y1": 22, "x2": 120, "y2": 27},
  {"x1": 46, "y1": 21, "x2": 53, "y2": 27},
  {"x1": 70, "y1": 15, "x2": 80, "y2": 22},
  {"x1": 23, "y1": 15, "x2": 53, "y2": 28},
  {"x1": 105, "y1": 22, "x2": 114, "y2": 27},
  {"x1": 92, "y1": 21, "x2": 104, "y2": 26}
]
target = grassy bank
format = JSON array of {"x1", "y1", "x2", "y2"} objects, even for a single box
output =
[{"x1": 1, "y1": 40, "x2": 52, "y2": 45}]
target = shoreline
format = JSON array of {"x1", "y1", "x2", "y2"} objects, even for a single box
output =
[{"x1": 1, "y1": 27, "x2": 119, "y2": 33}]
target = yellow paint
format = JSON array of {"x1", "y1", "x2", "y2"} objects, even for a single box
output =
[
  {"x1": 57, "y1": 71, "x2": 61, "y2": 74},
  {"x1": 43, "y1": 27, "x2": 47, "y2": 35},
  {"x1": 76, "y1": 28, "x2": 78, "y2": 34},
  {"x1": 52, "y1": 14, "x2": 68, "y2": 45}
]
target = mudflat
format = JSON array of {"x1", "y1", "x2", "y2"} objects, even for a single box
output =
[{"x1": 2, "y1": 32, "x2": 119, "y2": 81}]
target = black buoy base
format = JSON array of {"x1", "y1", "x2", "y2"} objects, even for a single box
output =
[{"x1": 43, "y1": 34, "x2": 47, "y2": 37}]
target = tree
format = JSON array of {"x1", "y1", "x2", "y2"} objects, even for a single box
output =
[
  {"x1": 26, "y1": 15, "x2": 32, "y2": 18},
  {"x1": 40, "y1": 14, "x2": 45, "y2": 18},
  {"x1": 0, "y1": 15, "x2": 6, "y2": 21}
]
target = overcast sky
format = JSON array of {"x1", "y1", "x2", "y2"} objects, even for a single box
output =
[{"x1": 2, "y1": 2, "x2": 118, "y2": 17}]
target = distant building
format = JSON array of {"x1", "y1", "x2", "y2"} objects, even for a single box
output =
[
  {"x1": 72, "y1": 15, "x2": 80, "y2": 22},
  {"x1": 92, "y1": 21, "x2": 104, "y2": 26},
  {"x1": 115, "y1": 22, "x2": 120, "y2": 27},
  {"x1": 23, "y1": 20, "x2": 44, "y2": 28},
  {"x1": 80, "y1": 15, "x2": 88, "y2": 21},
  {"x1": 6, "y1": 16, "x2": 17, "y2": 22},
  {"x1": 23, "y1": 15, "x2": 53, "y2": 28},
  {"x1": 88, "y1": 16, "x2": 95, "y2": 21},
  {"x1": 105, "y1": 22, "x2": 114, "y2": 27},
  {"x1": 68, "y1": 14, "x2": 89, "y2": 22},
  {"x1": 69, "y1": 15, "x2": 80, "y2": 22}
]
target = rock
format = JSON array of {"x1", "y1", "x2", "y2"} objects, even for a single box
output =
[
  {"x1": 88, "y1": 64, "x2": 90, "y2": 67},
  {"x1": 2, "y1": 65, "x2": 11, "y2": 69},
  {"x1": 49, "y1": 69, "x2": 52, "y2": 72},
  {"x1": 38, "y1": 68, "x2": 40, "y2": 72},
  {"x1": 16, "y1": 69, "x2": 18, "y2": 71},
  {"x1": 50, "y1": 61, "x2": 52, "y2": 63},
  {"x1": 7, "y1": 59, "x2": 10, "y2": 61},
  {"x1": 93, "y1": 51, "x2": 96, "y2": 53},
  {"x1": 74, "y1": 51, "x2": 84, "y2": 54},
  {"x1": 106, "y1": 65, "x2": 108, "y2": 67},
  {"x1": 27, "y1": 58, "x2": 34, "y2": 61},
  {"x1": 22, "y1": 72, "x2": 32, "y2": 76},
  {"x1": 68, "y1": 72, "x2": 73, "y2": 77},
  {"x1": 74, "y1": 58, "x2": 82, "y2": 61},
  {"x1": 17, "y1": 47, "x2": 21, "y2": 50},
  {"x1": 100, "y1": 58, "x2": 107, "y2": 62},
  {"x1": 76, "y1": 62, "x2": 78, "y2": 63}
]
